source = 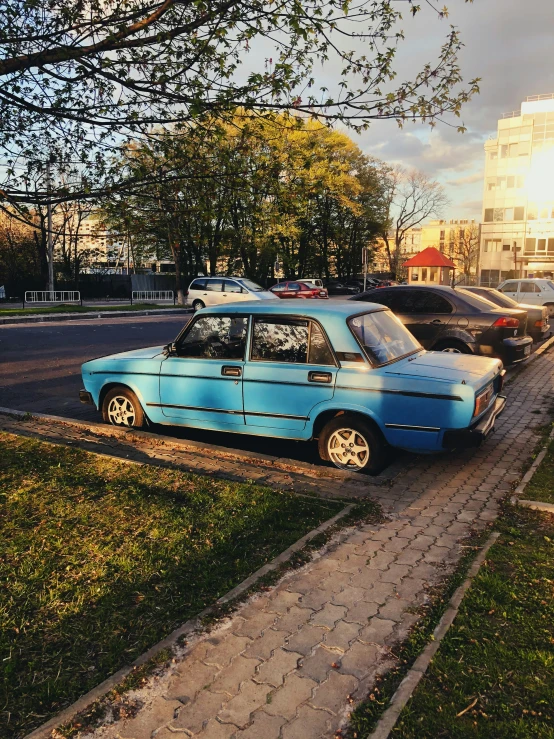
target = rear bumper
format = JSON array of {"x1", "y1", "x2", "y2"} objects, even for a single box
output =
[
  {"x1": 530, "y1": 324, "x2": 551, "y2": 342},
  {"x1": 501, "y1": 335, "x2": 533, "y2": 364},
  {"x1": 442, "y1": 395, "x2": 507, "y2": 449},
  {"x1": 79, "y1": 389, "x2": 94, "y2": 405}
]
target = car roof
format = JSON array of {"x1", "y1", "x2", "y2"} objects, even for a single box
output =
[{"x1": 200, "y1": 299, "x2": 385, "y2": 318}]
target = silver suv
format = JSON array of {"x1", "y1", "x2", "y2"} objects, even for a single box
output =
[{"x1": 187, "y1": 277, "x2": 278, "y2": 311}]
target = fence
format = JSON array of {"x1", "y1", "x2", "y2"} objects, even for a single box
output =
[
  {"x1": 24, "y1": 291, "x2": 81, "y2": 305},
  {"x1": 131, "y1": 290, "x2": 175, "y2": 304}
]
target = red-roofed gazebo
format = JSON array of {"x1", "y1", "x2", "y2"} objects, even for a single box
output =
[{"x1": 403, "y1": 247, "x2": 455, "y2": 286}]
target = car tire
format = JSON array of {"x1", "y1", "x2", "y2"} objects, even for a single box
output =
[
  {"x1": 434, "y1": 340, "x2": 472, "y2": 354},
  {"x1": 192, "y1": 299, "x2": 205, "y2": 311},
  {"x1": 318, "y1": 414, "x2": 386, "y2": 473},
  {"x1": 544, "y1": 303, "x2": 554, "y2": 317},
  {"x1": 102, "y1": 387, "x2": 146, "y2": 428}
]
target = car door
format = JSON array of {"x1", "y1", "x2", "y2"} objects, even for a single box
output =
[
  {"x1": 498, "y1": 280, "x2": 519, "y2": 301},
  {"x1": 223, "y1": 279, "x2": 251, "y2": 303},
  {"x1": 202, "y1": 278, "x2": 225, "y2": 306},
  {"x1": 243, "y1": 316, "x2": 337, "y2": 432},
  {"x1": 518, "y1": 281, "x2": 541, "y2": 306},
  {"x1": 159, "y1": 314, "x2": 247, "y2": 425}
]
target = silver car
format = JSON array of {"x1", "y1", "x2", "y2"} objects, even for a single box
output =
[{"x1": 187, "y1": 277, "x2": 278, "y2": 311}]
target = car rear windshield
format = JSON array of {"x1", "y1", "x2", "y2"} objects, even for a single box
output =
[
  {"x1": 348, "y1": 310, "x2": 421, "y2": 366},
  {"x1": 238, "y1": 279, "x2": 264, "y2": 292}
]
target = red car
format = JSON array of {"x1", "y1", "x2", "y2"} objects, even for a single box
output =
[{"x1": 269, "y1": 281, "x2": 329, "y2": 299}]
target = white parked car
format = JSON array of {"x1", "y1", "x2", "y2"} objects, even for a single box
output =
[
  {"x1": 301, "y1": 278, "x2": 324, "y2": 289},
  {"x1": 186, "y1": 277, "x2": 278, "y2": 311},
  {"x1": 497, "y1": 278, "x2": 554, "y2": 316}
]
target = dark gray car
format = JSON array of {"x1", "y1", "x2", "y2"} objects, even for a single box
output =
[
  {"x1": 350, "y1": 285, "x2": 533, "y2": 365},
  {"x1": 460, "y1": 286, "x2": 551, "y2": 343}
]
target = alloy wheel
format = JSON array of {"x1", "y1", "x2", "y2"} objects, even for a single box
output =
[
  {"x1": 327, "y1": 427, "x2": 370, "y2": 470},
  {"x1": 107, "y1": 396, "x2": 136, "y2": 426}
]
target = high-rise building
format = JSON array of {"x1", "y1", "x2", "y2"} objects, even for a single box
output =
[{"x1": 479, "y1": 94, "x2": 554, "y2": 286}]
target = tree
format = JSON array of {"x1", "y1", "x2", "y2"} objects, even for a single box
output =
[
  {"x1": 451, "y1": 223, "x2": 480, "y2": 280},
  {"x1": 101, "y1": 113, "x2": 389, "y2": 299},
  {"x1": 0, "y1": 0, "x2": 478, "y2": 208},
  {"x1": 380, "y1": 167, "x2": 449, "y2": 278}
]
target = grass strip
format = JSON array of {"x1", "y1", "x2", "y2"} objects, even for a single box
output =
[
  {"x1": 0, "y1": 432, "x2": 368, "y2": 739},
  {"x1": 522, "y1": 435, "x2": 554, "y2": 505},
  {"x1": 0, "y1": 304, "x2": 186, "y2": 316},
  {"x1": 386, "y1": 503, "x2": 554, "y2": 739}
]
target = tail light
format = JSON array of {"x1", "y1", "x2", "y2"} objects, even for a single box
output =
[
  {"x1": 493, "y1": 316, "x2": 519, "y2": 328},
  {"x1": 183, "y1": 290, "x2": 189, "y2": 296},
  {"x1": 473, "y1": 383, "x2": 494, "y2": 417},
  {"x1": 535, "y1": 319, "x2": 545, "y2": 327}
]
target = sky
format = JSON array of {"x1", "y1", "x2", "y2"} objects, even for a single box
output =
[{"x1": 334, "y1": 0, "x2": 554, "y2": 221}]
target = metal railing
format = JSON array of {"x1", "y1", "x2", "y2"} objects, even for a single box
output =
[
  {"x1": 24, "y1": 291, "x2": 81, "y2": 304},
  {"x1": 131, "y1": 290, "x2": 175, "y2": 304}
]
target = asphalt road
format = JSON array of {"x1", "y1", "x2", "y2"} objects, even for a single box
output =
[{"x1": 0, "y1": 313, "x2": 322, "y2": 462}]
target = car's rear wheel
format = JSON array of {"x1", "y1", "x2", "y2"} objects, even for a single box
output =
[
  {"x1": 192, "y1": 299, "x2": 205, "y2": 311},
  {"x1": 544, "y1": 302, "x2": 554, "y2": 317},
  {"x1": 434, "y1": 340, "x2": 472, "y2": 354},
  {"x1": 102, "y1": 387, "x2": 145, "y2": 428},
  {"x1": 318, "y1": 414, "x2": 385, "y2": 473}
]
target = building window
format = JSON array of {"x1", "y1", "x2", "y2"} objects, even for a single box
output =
[
  {"x1": 525, "y1": 238, "x2": 536, "y2": 254},
  {"x1": 502, "y1": 244, "x2": 511, "y2": 251},
  {"x1": 504, "y1": 208, "x2": 514, "y2": 221},
  {"x1": 489, "y1": 150, "x2": 498, "y2": 161},
  {"x1": 537, "y1": 239, "x2": 547, "y2": 252},
  {"x1": 528, "y1": 204, "x2": 538, "y2": 220},
  {"x1": 484, "y1": 208, "x2": 494, "y2": 223},
  {"x1": 430, "y1": 267, "x2": 438, "y2": 282},
  {"x1": 411, "y1": 268, "x2": 419, "y2": 282},
  {"x1": 514, "y1": 206, "x2": 525, "y2": 221},
  {"x1": 548, "y1": 239, "x2": 554, "y2": 253},
  {"x1": 484, "y1": 239, "x2": 501, "y2": 253},
  {"x1": 440, "y1": 230, "x2": 445, "y2": 239},
  {"x1": 494, "y1": 208, "x2": 504, "y2": 222}
]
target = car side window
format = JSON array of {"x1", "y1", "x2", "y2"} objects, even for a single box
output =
[
  {"x1": 499, "y1": 281, "x2": 518, "y2": 293},
  {"x1": 205, "y1": 279, "x2": 224, "y2": 292},
  {"x1": 406, "y1": 291, "x2": 453, "y2": 314},
  {"x1": 190, "y1": 279, "x2": 206, "y2": 290},
  {"x1": 287, "y1": 283, "x2": 301, "y2": 291},
  {"x1": 520, "y1": 281, "x2": 540, "y2": 293},
  {"x1": 308, "y1": 323, "x2": 335, "y2": 365},
  {"x1": 358, "y1": 290, "x2": 396, "y2": 309},
  {"x1": 251, "y1": 319, "x2": 335, "y2": 365},
  {"x1": 272, "y1": 284, "x2": 286, "y2": 291},
  {"x1": 224, "y1": 280, "x2": 242, "y2": 293},
  {"x1": 177, "y1": 316, "x2": 247, "y2": 359}
]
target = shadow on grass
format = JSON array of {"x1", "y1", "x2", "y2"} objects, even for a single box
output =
[{"x1": 0, "y1": 433, "x2": 346, "y2": 739}]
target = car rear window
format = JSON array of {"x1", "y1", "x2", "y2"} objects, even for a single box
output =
[
  {"x1": 238, "y1": 279, "x2": 264, "y2": 292},
  {"x1": 348, "y1": 310, "x2": 421, "y2": 366}
]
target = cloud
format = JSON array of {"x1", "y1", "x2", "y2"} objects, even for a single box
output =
[
  {"x1": 459, "y1": 200, "x2": 483, "y2": 213},
  {"x1": 447, "y1": 172, "x2": 484, "y2": 187}
]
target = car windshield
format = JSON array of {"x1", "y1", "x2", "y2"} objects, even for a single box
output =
[
  {"x1": 348, "y1": 310, "x2": 421, "y2": 366},
  {"x1": 547, "y1": 281, "x2": 554, "y2": 291},
  {"x1": 238, "y1": 279, "x2": 264, "y2": 292}
]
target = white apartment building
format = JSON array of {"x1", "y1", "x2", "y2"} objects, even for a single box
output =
[{"x1": 480, "y1": 94, "x2": 554, "y2": 286}]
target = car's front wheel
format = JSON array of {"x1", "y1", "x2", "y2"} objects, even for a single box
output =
[
  {"x1": 102, "y1": 387, "x2": 145, "y2": 428},
  {"x1": 192, "y1": 299, "x2": 205, "y2": 311},
  {"x1": 318, "y1": 414, "x2": 385, "y2": 473}
]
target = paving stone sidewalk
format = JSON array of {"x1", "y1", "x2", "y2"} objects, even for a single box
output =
[{"x1": 9, "y1": 350, "x2": 554, "y2": 739}]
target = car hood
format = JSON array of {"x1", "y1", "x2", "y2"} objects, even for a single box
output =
[
  {"x1": 385, "y1": 350, "x2": 501, "y2": 388},
  {"x1": 85, "y1": 346, "x2": 166, "y2": 365}
]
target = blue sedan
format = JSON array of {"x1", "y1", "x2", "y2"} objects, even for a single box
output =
[{"x1": 80, "y1": 301, "x2": 506, "y2": 473}]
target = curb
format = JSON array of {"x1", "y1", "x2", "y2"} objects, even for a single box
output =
[
  {"x1": 0, "y1": 307, "x2": 192, "y2": 325},
  {"x1": 0, "y1": 406, "x2": 393, "y2": 485},
  {"x1": 368, "y1": 531, "x2": 501, "y2": 739},
  {"x1": 510, "y1": 425, "x2": 554, "y2": 512},
  {"x1": 23, "y1": 503, "x2": 356, "y2": 739}
]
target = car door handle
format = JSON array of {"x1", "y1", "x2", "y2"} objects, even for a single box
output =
[
  {"x1": 222, "y1": 365, "x2": 242, "y2": 377},
  {"x1": 308, "y1": 371, "x2": 332, "y2": 384},
  {"x1": 430, "y1": 319, "x2": 443, "y2": 324}
]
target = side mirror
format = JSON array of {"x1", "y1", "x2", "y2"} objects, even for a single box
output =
[
  {"x1": 241, "y1": 287, "x2": 247, "y2": 293},
  {"x1": 163, "y1": 342, "x2": 177, "y2": 357}
]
